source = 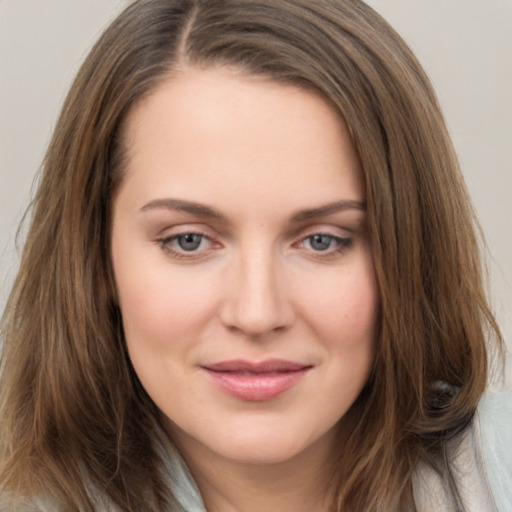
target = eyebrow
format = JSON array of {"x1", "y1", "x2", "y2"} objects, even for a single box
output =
[
  {"x1": 290, "y1": 199, "x2": 366, "y2": 222},
  {"x1": 140, "y1": 198, "x2": 366, "y2": 222},
  {"x1": 140, "y1": 198, "x2": 227, "y2": 220}
]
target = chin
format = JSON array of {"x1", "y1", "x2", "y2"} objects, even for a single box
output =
[
  {"x1": 216, "y1": 436, "x2": 312, "y2": 465},
  {"x1": 168, "y1": 415, "x2": 336, "y2": 467}
]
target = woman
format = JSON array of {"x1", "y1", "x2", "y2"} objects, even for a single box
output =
[{"x1": 0, "y1": 1, "x2": 510, "y2": 511}]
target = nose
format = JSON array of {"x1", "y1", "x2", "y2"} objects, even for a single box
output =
[{"x1": 219, "y1": 245, "x2": 295, "y2": 338}]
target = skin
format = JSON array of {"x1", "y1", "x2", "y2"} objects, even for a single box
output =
[{"x1": 111, "y1": 67, "x2": 379, "y2": 512}]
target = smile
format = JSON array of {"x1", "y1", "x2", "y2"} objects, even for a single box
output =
[{"x1": 201, "y1": 359, "x2": 313, "y2": 401}]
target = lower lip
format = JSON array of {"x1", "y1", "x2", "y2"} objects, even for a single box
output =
[{"x1": 203, "y1": 368, "x2": 310, "y2": 401}]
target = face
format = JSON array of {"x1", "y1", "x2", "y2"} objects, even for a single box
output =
[{"x1": 111, "y1": 67, "x2": 378, "y2": 466}]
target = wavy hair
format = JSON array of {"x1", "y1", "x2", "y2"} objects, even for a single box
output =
[{"x1": 0, "y1": 0, "x2": 502, "y2": 510}]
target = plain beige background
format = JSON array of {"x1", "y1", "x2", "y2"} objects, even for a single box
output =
[{"x1": 1, "y1": 1, "x2": 511, "y2": 382}]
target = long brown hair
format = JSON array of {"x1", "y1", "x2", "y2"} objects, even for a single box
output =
[{"x1": 0, "y1": 1, "x2": 502, "y2": 510}]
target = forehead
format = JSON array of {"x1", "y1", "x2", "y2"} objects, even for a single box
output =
[{"x1": 118, "y1": 66, "x2": 365, "y2": 216}]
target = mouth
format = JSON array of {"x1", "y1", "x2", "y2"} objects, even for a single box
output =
[{"x1": 201, "y1": 359, "x2": 313, "y2": 401}]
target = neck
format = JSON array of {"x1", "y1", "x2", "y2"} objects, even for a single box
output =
[{"x1": 172, "y1": 431, "x2": 336, "y2": 512}]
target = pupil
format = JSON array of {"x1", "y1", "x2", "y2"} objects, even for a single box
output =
[
  {"x1": 311, "y1": 235, "x2": 331, "y2": 251},
  {"x1": 178, "y1": 234, "x2": 202, "y2": 251}
]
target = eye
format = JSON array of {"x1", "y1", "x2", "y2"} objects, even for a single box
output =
[
  {"x1": 158, "y1": 232, "x2": 214, "y2": 258},
  {"x1": 307, "y1": 234, "x2": 336, "y2": 251},
  {"x1": 300, "y1": 233, "x2": 353, "y2": 254},
  {"x1": 175, "y1": 233, "x2": 204, "y2": 251}
]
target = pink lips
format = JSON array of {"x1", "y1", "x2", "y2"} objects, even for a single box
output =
[{"x1": 201, "y1": 359, "x2": 312, "y2": 401}]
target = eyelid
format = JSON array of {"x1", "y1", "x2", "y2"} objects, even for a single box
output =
[
  {"x1": 156, "y1": 224, "x2": 223, "y2": 260},
  {"x1": 290, "y1": 223, "x2": 353, "y2": 240},
  {"x1": 298, "y1": 232, "x2": 351, "y2": 247},
  {"x1": 290, "y1": 225, "x2": 355, "y2": 258},
  {"x1": 154, "y1": 221, "x2": 214, "y2": 237}
]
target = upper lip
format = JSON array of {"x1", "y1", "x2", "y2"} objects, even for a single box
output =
[{"x1": 202, "y1": 359, "x2": 312, "y2": 374}]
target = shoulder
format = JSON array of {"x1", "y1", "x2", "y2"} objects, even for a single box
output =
[
  {"x1": 477, "y1": 387, "x2": 512, "y2": 512},
  {"x1": 159, "y1": 438, "x2": 206, "y2": 512},
  {"x1": 413, "y1": 386, "x2": 512, "y2": 512}
]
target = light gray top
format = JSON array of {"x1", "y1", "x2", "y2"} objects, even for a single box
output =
[
  {"x1": 2, "y1": 389, "x2": 510, "y2": 511},
  {"x1": 478, "y1": 389, "x2": 512, "y2": 511},
  {"x1": 172, "y1": 389, "x2": 512, "y2": 512}
]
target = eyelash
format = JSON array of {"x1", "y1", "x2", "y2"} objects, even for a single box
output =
[
  {"x1": 297, "y1": 234, "x2": 353, "y2": 256},
  {"x1": 157, "y1": 232, "x2": 213, "y2": 259},
  {"x1": 157, "y1": 232, "x2": 353, "y2": 260}
]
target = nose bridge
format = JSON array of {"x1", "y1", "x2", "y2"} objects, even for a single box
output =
[{"x1": 220, "y1": 239, "x2": 292, "y2": 336}]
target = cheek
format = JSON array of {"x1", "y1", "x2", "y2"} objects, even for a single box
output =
[
  {"x1": 113, "y1": 261, "x2": 222, "y2": 408},
  {"x1": 314, "y1": 263, "x2": 378, "y2": 408},
  {"x1": 113, "y1": 252, "x2": 221, "y2": 353},
  {"x1": 297, "y1": 258, "x2": 379, "y2": 349}
]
